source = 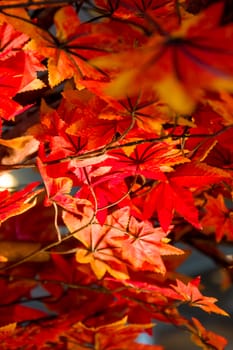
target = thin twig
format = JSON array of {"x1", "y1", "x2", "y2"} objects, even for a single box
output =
[{"x1": 0, "y1": 0, "x2": 79, "y2": 10}]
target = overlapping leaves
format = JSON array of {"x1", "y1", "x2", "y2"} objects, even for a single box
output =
[
  {"x1": 0, "y1": 1, "x2": 231, "y2": 350},
  {"x1": 94, "y1": 3, "x2": 233, "y2": 113},
  {"x1": 63, "y1": 206, "x2": 183, "y2": 279}
]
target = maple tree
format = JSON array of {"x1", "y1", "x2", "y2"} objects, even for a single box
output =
[{"x1": 0, "y1": 0, "x2": 232, "y2": 349}]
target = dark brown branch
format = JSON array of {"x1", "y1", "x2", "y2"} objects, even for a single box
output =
[
  {"x1": 0, "y1": 0, "x2": 80, "y2": 10},
  {"x1": 183, "y1": 234, "x2": 233, "y2": 280},
  {"x1": 1, "y1": 125, "x2": 232, "y2": 171}
]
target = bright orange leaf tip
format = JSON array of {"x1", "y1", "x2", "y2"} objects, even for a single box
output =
[
  {"x1": 71, "y1": 316, "x2": 163, "y2": 350},
  {"x1": 0, "y1": 255, "x2": 8, "y2": 262},
  {"x1": 0, "y1": 323, "x2": 16, "y2": 338},
  {"x1": 171, "y1": 277, "x2": 229, "y2": 316},
  {"x1": 206, "y1": 91, "x2": 233, "y2": 126},
  {"x1": 189, "y1": 317, "x2": 228, "y2": 350},
  {"x1": 92, "y1": 2, "x2": 233, "y2": 114},
  {"x1": 0, "y1": 136, "x2": 35, "y2": 150}
]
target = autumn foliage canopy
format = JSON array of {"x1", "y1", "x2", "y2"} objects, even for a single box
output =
[{"x1": 0, "y1": 0, "x2": 233, "y2": 349}]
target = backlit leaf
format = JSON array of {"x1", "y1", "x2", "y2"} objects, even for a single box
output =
[
  {"x1": 0, "y1": 182, "x2": 42, "y2": 224},
  {"x1": 171, "y1": 277, "x2": 228, "y2": 315}
]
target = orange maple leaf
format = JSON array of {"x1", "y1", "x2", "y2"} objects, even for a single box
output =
[
  {"x1": 72, "y1": 218, "x2": 129, "y2": 280},
  {"x1": 31, "y1": 99, "x2": 86, "y2": 162},
  {"x1": 171, "y1": 277, "x2": 228, "y2": 315},
  {"x1": 68, "y1": 317, "x2": 163, "y2": 350},
  {"x1": 189, "y1": 317, "x2": 228, "y2": 350},
  {"x1": 201, "y1": 194, "x2": 233, "y2": 242},
  {"x1": 25, "y1": 6, "x2": 115, "y2": 88},
  {"x1": 63, "y1": 88, "x2": 131, "y2": 151},
  {"x1": 61, "y1": 201, "x2": 130, "y2": 280},
  {"x1": 206, "y1": 92, "x2": 233, "y2": 126},
  {"x1": 106, "y1": 207, "x2": 183, "y2": 274}
]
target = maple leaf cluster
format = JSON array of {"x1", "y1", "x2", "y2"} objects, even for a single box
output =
[{"x1": 0, "y1": 0, "x2": 232, "y2": 349}]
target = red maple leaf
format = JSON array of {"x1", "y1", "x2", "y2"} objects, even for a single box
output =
[
  {"x1": 94, "y1": 3, "x2": 233, "y2": 113},
  {"x1": 108, "y1": 141, "x2": 188, "y2": 180},
  {"x1": 0, "y1": 21, "x2": 45, "y2": 120},
  {"x1": 74, "y1": 169, "x2": 131, "y2": 224},
  {"x1": 0, "y1": 22, "x2": 28, "y2": 60},
  {"x1": 37, "y1": 158, "x2": 93, "y2": 226},
  {"x1": 201, "y1": 194, "x2": 233, "y2": 242},
  {"x1": 143, "y1": 162, "x2": 231, "y2": 231},
  {"x1": 94, "y1": 0, "x2": 180, "y2": 34},
  {"x1": 0, "y1": 182, "x2": 42, "y2": 224}
]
